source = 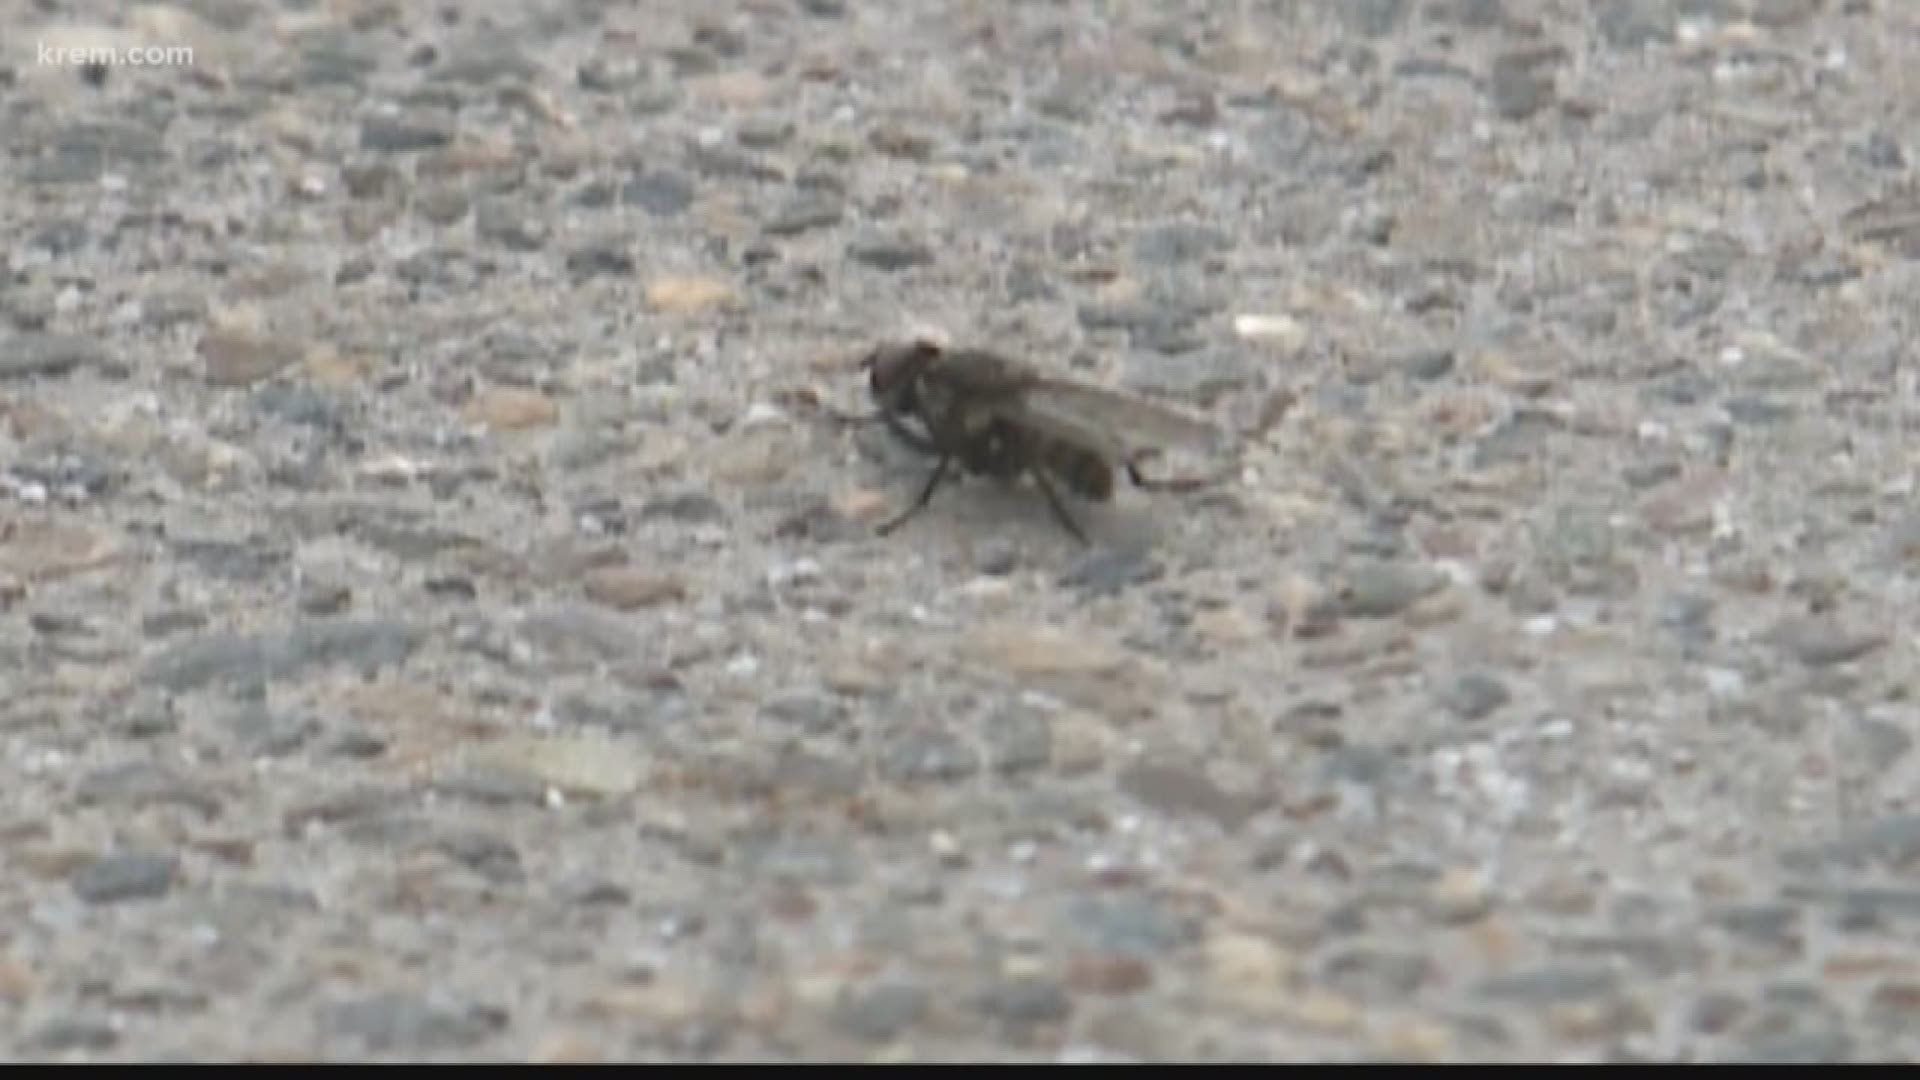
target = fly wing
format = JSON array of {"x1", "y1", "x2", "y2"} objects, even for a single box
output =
[{"x1": 1009, "y1": 378, "x2": 1237, "y2": 462}]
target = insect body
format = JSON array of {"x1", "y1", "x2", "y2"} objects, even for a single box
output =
[{"x1": 856, "y1": 340, "x2": 1232, "y2": 543}]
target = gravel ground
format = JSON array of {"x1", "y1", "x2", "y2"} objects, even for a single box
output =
[{"x1": 4, "y1": 0, "x2": 1920, "y2": 1063}]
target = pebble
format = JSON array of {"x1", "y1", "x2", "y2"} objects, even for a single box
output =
[
  {"x1": 566, "y1": 243, "x2": 635, "y2": 276},
  {"x1": 199, "y1": 327, "x2": 301, "y2": 389},
  {"x1": 623, "y1": 171, "x2": 695, "y2": 217},
  {"x1": 1059, "y1": 548, "x2": 1162, "y2": 596},
  {"x1": 1232, "y1": 313, "x2": 1308, "y2": 353},
  {"x1": 645, "y1": 275, "x2": 738, "y2": 313},
  {"x1": 846, "y1": 237, "x2": 933, "y2": 271},
  {"x1": 976, "y1": 977, "x2": 1073, "y2": 1027},
  {"x1": 359, "y1": 114, "x2": 454, "y2": 152},
  {"x1": 582, "y1": 567, "x2": 690, "y2": 611},
  {"x1": 463, "y1": 387, "x2": 558, "y2": 432},
  {"x1": 984, "y1": 707, "x2": 1052, "y2": 775},
  {"x1": 1067, "y1": 952, "x2": 1154, "y2": 995},
  {"x1": 1337, "y1": 563, "x2": 1445, "y2": 619},
  {"x1": 1321, "y1": 948, "x2": 1435, "y2": 999},
  {"x1": 0, "y1": 333, "x2": 107, "y2": 380},
  {"x1": 879, "y1": 725, "x2": 979, "y2": 785},
  {"x1": 965, "y1": 624, "x2": 1131, "y2": 677},
  {"x1": 1765, "y1": 617, "x2": 1887, "y2": 668},
  {"x1": 27, "y1": 1016, "x2": 120, "y2": 1052},
  {"x1": 1117, "y1": 760, "x2": 1254, "y2": 830},
  {"x1": 1488, "y1": 47, "x2": 1562, "y2": 121},
  {"x1": 1437, "y1": 671, "x2": 1511, "y2": 721},
  {"x1": 472, "y1": 734, "x2": 648, "y2": 798},
  {"x1": 1428, "y1": 867, "x2": 1495, "y2": 923},
  {"x1": 73, "y1": 762, "x2": 220, "y2": 817},
  {"x1": 1865, "y1": 982, "x2": 1920, "y2": 1029},
  {"x1": 143, "y1": 619, "x2": 419, "y2": 692},
  {"x1": 867, "y1": 124, "x2": 934, "y2": 160},
  {"x1": 1476, "y1": 965, "x2": 1618, "y2": 1005},
  {"x1": 765, "y1": 195, "x2": 843, "y2": 237},
  {"x1": 322, "y1": 992, "x2": 506, "y2": 1052},
  {"x1": 71, "y1": 851, "x2": 178, "y2": 904},
  {"x1": 833, "y1": 980, "x2": 928, "y2": 1043}
]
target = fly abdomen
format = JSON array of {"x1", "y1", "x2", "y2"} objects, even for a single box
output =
[{"x1": 1045, "y1": 443, "x2": 1115, "y2": 501}]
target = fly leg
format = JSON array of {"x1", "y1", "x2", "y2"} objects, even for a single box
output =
[
  {"x1": 1029, "y1": 469, "x2": 1091, "y2": 545},
  {"x1": 880, "y1": 412, "x2": 940, "y2": 456},
  {"x1": 876, "y1": 453, "x2": 953, "y2": 536}
]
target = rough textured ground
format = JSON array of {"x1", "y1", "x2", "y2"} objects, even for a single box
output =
[{"x1": 3, "y1": 0, "x2": 1920, "y2": 1063}]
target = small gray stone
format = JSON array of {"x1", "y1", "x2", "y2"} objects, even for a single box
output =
[
  {"x1": 641, "y1": 491, "x2": 728, "y2": 524},
  {"x1": 1336, "y1": 0, "x2": 1411, "y2": 36},
  {"x1": 833, "y1": 980, "x2": 928, "y2": 1043},
  {"x1": 72, "y1": 851, "x2": 178, "y2": 904},
  {"x1": 1401, "y1": 349, "x2": 1456, "y2": 380},
  {"x1": 1766, "y1": 617, "x2": 1887, "y2": 668},
  {"x1": 1691, "y1": 991, "x2": 1747, "y2": 1035},
  {"x1": 74, "y1": 762, "x2": 220, "y2": 817},
  {"x1": 142, "y1": 609, "x2": 210, "y2": 638},
  {"x1": 1475, "y1": 965, "x2": 1617, "y2": 1004},
  {"x1": 976, "y1": 978, "x2": 1072, "y2": 1026},
  {"x1": 761, "y1": 693, "x2": 847, "y2": 735},
  {"x1": 1852, "y1": 716, "x2": 1913, "y2": 770},
  {"x1": 475, "y1": 200, "x2": 548, "y2": 251},
  {"x1": 1711, "y1": 903, "x2": 1801, "y2": 945},
  {"x1": 1064, "y1": 895, "x2": 1187, "y2": 957},
  {"x1": 1625, "y1": 458, "x2": 1682, "y2": 489},
  {"x1": 565, "y1": 242, "x2": 635, "y2": 276},
  {"x1": 622, "y1": 171, "x2": 694, "y2": 217},
  {"x1": 1722, "y1": 1031, "x2": 1852, "y2": 1065},
  {"x1": 0, "y1": 333, "x2": 107, "y2": 379},
  {"x1": 228, "y1": 705, "x2": 320, "y2": 757},
  {"x1": 341, "y1": 161, "x2": 399, "y2": 198},
  {"x1": 1594, "y1": 0, "x2": 1674, "y2": 50},
  {"x1": 431, "y1": 767, "x2": 547, "y2": 806},
  {"x1": 434, "y1": 830, "x2": 523, "y2": 883},
  {"x1": 1748, "y1": 0, "x2": 1822, "y2": 28},
  {"x1": 281, "y1": 619, "x2": 420, "y2": 678},
  {"x1": 321, "y1": 992, "x2": 507, "y2": 1052},
  {"x1": 143, "y1": 633, "x2": 277, "y2": 692},
  {"x1": 1429, "y1": 0, "x2": 1509, "y2": 28},
  {"x1": 847, "y1": 237, "x2": 933, "y2": 271},
  {"x1": 252, "y1": 383, "x2": 347, "y2": 432},
  {"x1": 975, "y1": 539, "x2": 1021, "y2": 576},
  {"x1": 1322, "y1": 948, "x2": 1435, "y2": 998},
  {"x1": 737, "y1": 835, "x2": 856, "y2": 887},
  {"x1": 1059, "y1": 548, "x2": 1162, "y2": 596},
  {"x1": 26, "y1": 1016, "x2": 119, "y2": 1052},
  {"x1": 301, "y1": 33, "x2": 378, "y2": 85},
  {"x1": 298, "y1": 583, "x2": 353, "y2": 617},
  {"x1": 867, "y1": 124, "x2": 935, "y2": 160},
  {"x1": 737, "y1": 116, "x2": 794, "y2": 149},
  {"x1": 1131, "y1": 223, "x2": 1230, "y2": 266},
  {"x1": 1338, "y1": 563, "x2": 1444, "y2": 619},
  {"x1": 1488, "y1": 48, "x2": 1562, "y2": 121},
  {"x1": 360, "y1": 114, "x2": 453, "y2": 152},
  {"x1": 1474, "y1": 410, "x2": 1565, "y2": 467},
  {"x1": 1725, "y1": 395, "x2": 1793, "y2": 425},
  {"x1": 1118, "y1": 760, "x2": 1252, "y2": 830},
  {"x1": 764, "y1": 194, "x2": 844, "y2": 237},
  {"x1": 172, "y1": 538, "x2": 287, "y2": 583},
  {"x1": 985, "y1": 707, "x2": 1052, "y2": 775},
  {"x1": 1439, "y1": 671, "x2": 1511, "y2": 721},
  {"x1": 880, "y1": 726, "x2": 979, "y2": 784}
]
